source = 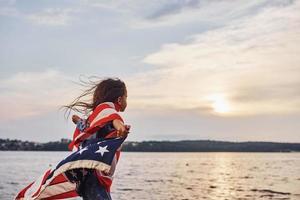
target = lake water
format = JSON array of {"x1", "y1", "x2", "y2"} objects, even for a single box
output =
[{"x1": 0, "y1": 151, "x2": 300, "y2": 200}]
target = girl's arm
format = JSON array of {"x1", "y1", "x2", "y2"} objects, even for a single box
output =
[
  {"x1": 72, "y1": 115, "x2": 130, "y2": 137},
  {"x1": 113, "y1": 119, "x2": 130, "y2": 137}
]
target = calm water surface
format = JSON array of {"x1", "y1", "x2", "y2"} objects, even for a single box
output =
[{"x1": 0, "y1": 151, "x2": 299, "y2": 200}]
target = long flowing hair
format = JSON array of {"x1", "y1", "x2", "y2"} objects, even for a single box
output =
[{"x1": 62, "y1": 76, "x2": 126, "y2": 118}]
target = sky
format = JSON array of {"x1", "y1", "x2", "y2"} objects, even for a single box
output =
[{"x1": 0, "y1": 0, "x2": 300, "y2": 142}]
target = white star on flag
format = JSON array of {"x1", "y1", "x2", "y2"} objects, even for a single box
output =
[
  {"x1": 95, "y1": 145, "x2": 109, "y2": 156},
  {"x1": 70, "y1": 170, "x2": 77, "y2": 178},
  {"x1": 77, "y1": 147, "x2": 88, "y2": 155}
]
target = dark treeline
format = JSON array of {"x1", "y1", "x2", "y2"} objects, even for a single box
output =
[
  {"x1": 0, "y1": 138, "x2": 70, "y2": 151},
  {"x1": 1, "y1": 138, "x2": 300, "y2": 152},
  {"x1": 122, "y1": 140, "x2": 300, "y2": 152}
]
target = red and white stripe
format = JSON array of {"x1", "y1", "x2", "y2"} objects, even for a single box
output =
[
  {"x1": 15, "y1": 157, "x2": 113, "y2": 199},
  {"x1": 69, "y1": 102, "x2": 123, "y2": 151},
  {"x1": 15, "y1": 169, "x2": 77, "y2": 200}
]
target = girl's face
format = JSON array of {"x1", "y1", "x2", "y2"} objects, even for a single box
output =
[{"x1": 118, "y1": 88, "x2": 127, "y2": 112}]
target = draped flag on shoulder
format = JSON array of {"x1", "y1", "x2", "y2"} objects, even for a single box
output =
[
  {"x1": 68, "y1": 102, "x2": 123, "y2": 151},
  {"x1": 15, "y1": 137, "x2": 126, "y2": 200}
]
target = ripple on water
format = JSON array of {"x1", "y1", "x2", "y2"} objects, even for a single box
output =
[
  {"x1": 144, "y1": 179, "x2": 163, "y2": 183},
  {"x1": 119, "y1": 188, "x2": 143, "y2": 191},
  {"x1": 240, "y1": 176, "x2": 253, "y2": 179},
  {"x1": 250, "y1": 189, "x2": 291, "y2": 196},
  {"x1": 7, "y1": 181, "x2": 19, "y2": 185}
]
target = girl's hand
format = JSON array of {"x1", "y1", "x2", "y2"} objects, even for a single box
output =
[
  {"x1": 72, "y1": 115, "x2": 81, "y2": 124},
  {"x1": 72, "y1": 115, "x2": 88, "y2": 131},
  {"x1": 113, "y1": 119, "x2": 130, "y2": 137}
]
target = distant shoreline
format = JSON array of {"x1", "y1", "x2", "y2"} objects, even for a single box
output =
[{"x1": 1, "y1": 138, "x2": 300, "y2": 152}]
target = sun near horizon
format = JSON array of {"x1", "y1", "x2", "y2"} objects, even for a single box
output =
[{"x1": 206, "y1": 94, "x2": 232, "y2": 116}]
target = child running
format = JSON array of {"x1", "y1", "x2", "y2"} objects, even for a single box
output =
[
  {"x1": 15, "y1": 77, "x2": 130, "y2": 200},
  {"x1": 65, "y1": 78, "x2": 130, "y2": 200}
]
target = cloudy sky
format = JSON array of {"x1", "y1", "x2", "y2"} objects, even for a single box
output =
[{"x1": 1, "y1": 0, "x2": 300, "y2": 142}]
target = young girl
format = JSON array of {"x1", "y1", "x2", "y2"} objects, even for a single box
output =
[
  {"x1": 64, "y1": 78, "x2": 130, "y2": 200},
  {"x1": 15, "y1": 78, "x2": 129, "y2": 200}
]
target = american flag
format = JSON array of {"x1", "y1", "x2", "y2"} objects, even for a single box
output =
[
  {"x1": 16, "y1": 102, "x2": 125, "y2": 199},
  {"x1": 15, "y1": 137, "x2": 126, "y2": 200}
]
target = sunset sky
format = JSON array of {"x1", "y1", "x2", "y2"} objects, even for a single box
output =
[{"x1": 1, "y1": 0, "x2": 299, "y2": 142}]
